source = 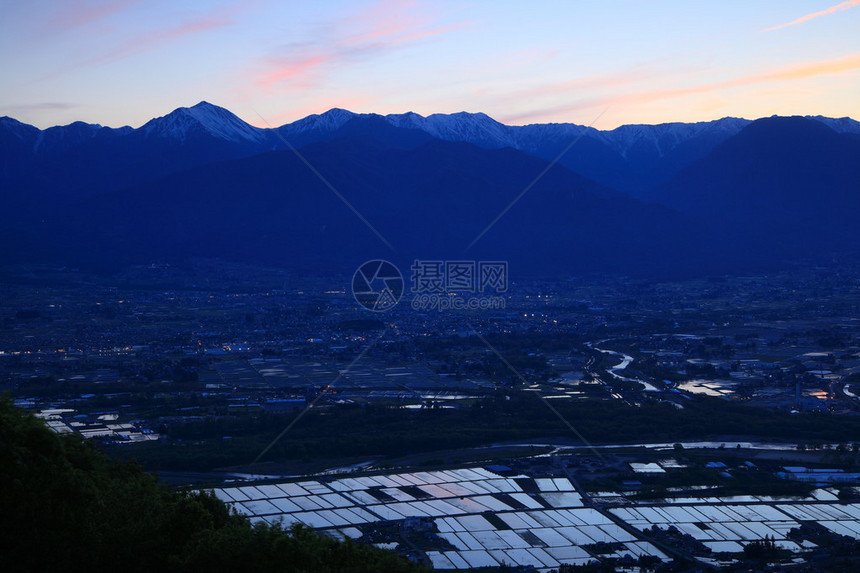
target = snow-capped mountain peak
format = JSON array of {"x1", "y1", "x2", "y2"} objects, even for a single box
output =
[
  {"x1": 385, "y1": 110, "x2": 517, "y2": 148},
  {"x1": 142, "y1": 101, "x2": 266, "y2": 144},
  {"x1": 282, "y1": 108, "x2": 356, "y2": 135}
]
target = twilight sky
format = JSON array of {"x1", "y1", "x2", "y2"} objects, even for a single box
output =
[{"x1": 1, "y1": 0, "x2": 858, "y2": 130}]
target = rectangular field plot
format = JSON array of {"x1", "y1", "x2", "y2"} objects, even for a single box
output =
[
  {"x1": 207, "y1": 468, "x2": 860, "y2": 571},
  {"x1": 605, "y1": 501, "x2": 860, "y2": 549}
]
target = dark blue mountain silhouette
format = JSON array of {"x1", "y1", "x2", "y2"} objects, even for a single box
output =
[
  {"x1": 1, "y1": 105, "x2": 858, "y2": 276},
  {"x1": 653, "y1": 116, "x2": 860, "y2": 261},
  {"x1": 39, "y1": 137, "x2": 705, "y2": 276}
]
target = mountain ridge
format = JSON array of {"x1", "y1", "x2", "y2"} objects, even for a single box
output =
[
  {"x1": 2, "y1": 104, "x2": 859, "y2": 277},
  {"x1": 5, "y1": 103, "x2": 858, "y2": 199},
  {"x1": 7, "y1": 103, "x2": 858, "y2": 153}
]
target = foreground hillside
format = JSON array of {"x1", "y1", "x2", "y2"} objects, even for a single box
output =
[{"x1": 0, "y1": 398, "x2": 425, "y2": 573}]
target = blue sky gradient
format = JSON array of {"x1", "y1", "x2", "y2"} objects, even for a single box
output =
[{"x1": 1, "y1": 0, "x2": 858, "y2": 129}]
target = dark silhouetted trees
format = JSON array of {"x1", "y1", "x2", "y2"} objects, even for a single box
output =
[{"x1": 0, "y1": 397, "x2": 425, "y2": 573}]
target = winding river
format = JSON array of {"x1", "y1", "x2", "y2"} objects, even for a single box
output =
[{"x1": 590, "y1": 342, "x2": 661, "y2": 392}]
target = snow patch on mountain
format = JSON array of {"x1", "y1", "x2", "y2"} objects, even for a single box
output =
[
  {"x1": 511, "y1": 122, "x2": 600, "y2": 150},
  {"x1": 386, "y1": 111, "x2": 517, "y2": 148},
  {"x1": 806, "y1": 115, "x2": 860, "y2": 135},
  {"x1": 283, "y1": 108, "x2": 356, "y2": 136},
  {"x1": 592, "y1": 118, "x2": 752, "y2": 159},
  {"x1": 142, "y1": 101, "x2": 266, "y2": 143},
  {"x1": 5, "y1": 104, "x2": 858, "y2": 171},
  {"x1": 380, "y1": 111, "x2": 754, "y2": 160}
]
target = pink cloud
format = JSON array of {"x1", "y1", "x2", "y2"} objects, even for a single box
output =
[
  {"x1": 486, "y1": 55, "x2": 708, "y2": 121},
  {"x1": 96, "y1": 12, "x2": 232, "y2": 63},
  {"x1": 254, "y1": 0, "x2": 467, "y2": 90},
  {"x1": 762, "y1": 0, "x2": 860, "y2": 32},
  {"x1": 625, "y1": 52, "x2": 860, "y2": 101},
  {"x1": 49, "y1": 0, "x2": 142, "y2": 31},
  {"x1": 501, "y1": 53, "x2": 860, "y2": 124},
  {"x1": 258, "y1": 54, "x2": 332, "y2": 87},
  {"x1": 752, "y1": 52, "x2": 860, "y2": 81},
  {"x1": 500, "y1": 100, "x2": 606, "y2": 125},
  {"x1": 13, "y1": 1, "x2": 239, "y2": 84},
  {"x1": 81, "y1": 1, "x2": 264, "y2": 67},
  {"x1": 515, "y1": 68, "x2": 658, "y2": 103}
]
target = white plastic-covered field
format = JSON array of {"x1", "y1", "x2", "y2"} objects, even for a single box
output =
[
  {"x1": 609, "y1": 501, "x2": 860, "y2": 554},
  {"x1": 208, "y1": 468, "x2": 860, "y2": 570},
  {"x1": 208, "y1": 468, "x2": 609, "y2": 569},
  {"x1": 211, "y1": 469, "x2": 585, "y2": 528}
]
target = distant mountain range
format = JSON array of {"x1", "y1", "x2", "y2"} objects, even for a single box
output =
[{"x1": 1, "y1": 102, "x2": 858, "y2": 277}]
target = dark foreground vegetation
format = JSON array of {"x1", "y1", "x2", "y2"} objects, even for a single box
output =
[{"x1": 0, "y1": 397, "x2": 425, "y2": 573}]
